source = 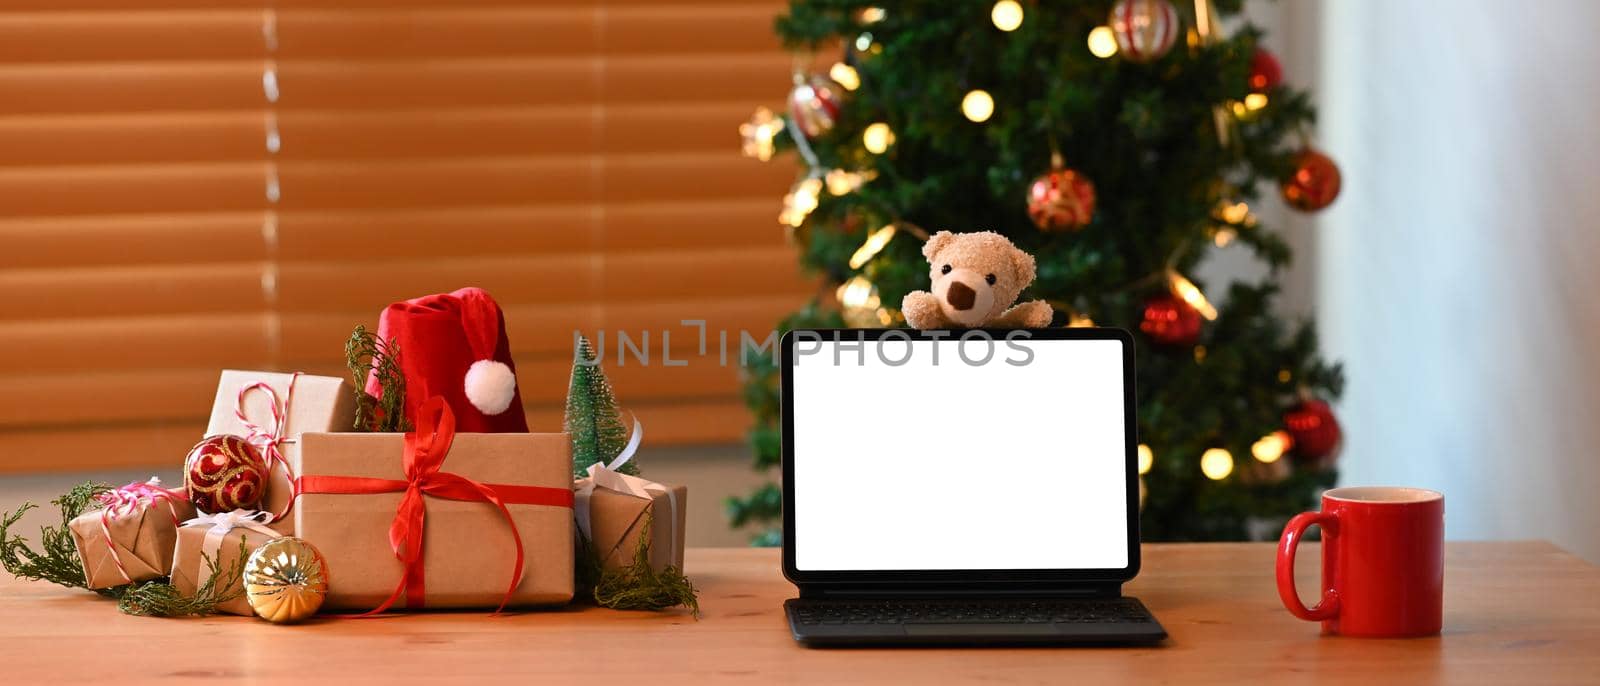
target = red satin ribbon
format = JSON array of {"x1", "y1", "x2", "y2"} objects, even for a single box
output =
[{"x1": 297, "y1": 396, "x2": 573, "y2": 615}]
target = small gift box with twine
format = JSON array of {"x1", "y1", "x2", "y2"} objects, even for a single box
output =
[
  {"x1": 204, "y1": 370, "x2": 356, "y2": 535},
  {"x1": 67, "y1": 478, "x2": 196, "y2": 590},
  {"x1": 169, "y1": 510, "x2": 280, "y2": 616}
]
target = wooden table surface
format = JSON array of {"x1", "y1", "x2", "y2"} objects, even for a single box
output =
[{"x1": 2, "y1": 541, "x2": 1597, "y2": 684}]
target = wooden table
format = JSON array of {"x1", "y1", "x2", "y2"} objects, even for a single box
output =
[{"x1": 2, "y1": 542, "x2": 1597, "y2": 684}]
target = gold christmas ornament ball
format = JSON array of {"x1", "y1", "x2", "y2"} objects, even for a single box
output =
[{"x1": 244, "y1": 537, "x2": 329, "y2": 624}]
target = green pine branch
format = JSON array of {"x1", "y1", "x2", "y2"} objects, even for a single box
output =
[
  {"x1": 0, "y1": 481, "x2": 108, "y2": 590},
  {"x1": 576, "y1": 515, "x2": 699, "y2": 616},
  {"x1": 345, "y1": 325, "x2": 411, "y2": 432},
  {"x1": 116, "y1": 539, "x2": 250, "y2": 618}
]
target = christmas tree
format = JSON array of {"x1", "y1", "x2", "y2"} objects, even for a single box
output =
[
  {"x1": 731, "y1": 0, "x2": 1345, "y2": 542},
  {"x1": 566, "y1": 335, "x2": 638, "y2": 477}
]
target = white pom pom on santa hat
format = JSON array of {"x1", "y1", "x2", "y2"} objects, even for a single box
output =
[
  {"x1": 452, "y1": 287, "x2": 521, "y2": 417},
  {"x1": 464, "y1": 359, "x2": 517, "y2": 416}
]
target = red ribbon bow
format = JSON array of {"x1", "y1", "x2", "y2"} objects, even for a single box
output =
[{"x1": 297, "y1": 396, "x2": 573, "y2": 615}]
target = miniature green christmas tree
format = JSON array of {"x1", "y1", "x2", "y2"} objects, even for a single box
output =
[{"x1": 565, "y1": 335, "x2": 638, "y2": 476}]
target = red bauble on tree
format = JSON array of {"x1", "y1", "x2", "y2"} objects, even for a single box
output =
[
  {"x1": 1284, "y1": 398, "x2": 1342, "y2": 462},
  {"x1": 184, "y1": 434, "x2": 268, "y2": 513},
  {"x1": 1027, "y1": 166, "x2": 1097, "y2": 231},
  {"x1": 1140, "y1": 295, "x2": 1202, "y2": 346},
  {"x1": 1108, "y1": 0, "x2": 1180, "y2": 63},
  {"x1": 787, "y1": 73, "x2": 843, "y2": 140},
  {"x1": 1280, "y1": 147, "x2": 1342, "y2": 212},
  {"x1": 1248, "y1": 48, "x2": 1283, "y2": 92}
]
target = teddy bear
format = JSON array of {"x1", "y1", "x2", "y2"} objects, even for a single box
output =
[{"x1": 900, "y1": 230, "x2": 1054, "y2": 329}]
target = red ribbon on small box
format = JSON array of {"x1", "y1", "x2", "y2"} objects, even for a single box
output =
[{"x1": 296, "y1": 396, "x2": 573, "y2": 615}]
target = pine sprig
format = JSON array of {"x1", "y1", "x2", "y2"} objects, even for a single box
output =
[
  {"x1": 566, "y1": 335, "x2": 637, "y2": 476},
  {"x1": 581, "y1": 514, "x2": 699, "y2": 616},
  {"x1": 116, "y1": 539, "x2": 250, "y2": 617},
  {"x1": 0, "y1": 481, "x2": 108, "y2": 590},
  {"x1": 345, "y1": 324, "x2": 410, "y2": 432}
]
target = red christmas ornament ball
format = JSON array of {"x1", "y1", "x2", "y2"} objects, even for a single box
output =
[
  {"x1": 1140, "y1": 295, "x2": 1202, "y2": 346},
  {"x1": 1027, "y1": 167, "x2": 1097, "y2": 231},
  {"x1": 787, "y1": 73, "x2": 843, "y2": 140},
  {"x1": 1281, "y1": 148, "x2": 1342, "y2": 212},
  {"x1": 1108, "y1": 0, "x2": 1180, "y2": 63},
  {"x1": 1284, "y1": 399, "x2": 1342, "y2": 461},
  {"x1": 1248, "y1": 49, "x2": 1283, "y2": 92},
  {"x1": 184, "y1": 434, "x2": 267, "y2": 513}
]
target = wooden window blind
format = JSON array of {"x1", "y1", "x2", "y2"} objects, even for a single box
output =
[{"x1": 0, "y1": 0, "x2": 809, "y2": 472}]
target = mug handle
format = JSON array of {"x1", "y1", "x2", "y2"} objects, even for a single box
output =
[{"x1": 1276, "y1": 511, "x2": 1341, "y2": 622}]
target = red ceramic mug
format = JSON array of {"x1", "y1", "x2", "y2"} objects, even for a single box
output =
[{"x1": 1276, "y1": 486, "x2": 1444, "y2": 637}]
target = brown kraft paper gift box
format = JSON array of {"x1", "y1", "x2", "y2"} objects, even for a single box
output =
[
  {"x1": 170, "y1": 513, "x2": 279, "y2": 616},
  {"x1": 586, "y1": 483, "x2": 688, "y2": 572},
  {"x1": 295, "y1": 432, "x2": 575, "y2": 611},
  {"x1": 205, "y1": 370, "x2": 357, "y2": 534},
  {"x1": 68, "y1": 482, "x2": 196, "y2": 590}
]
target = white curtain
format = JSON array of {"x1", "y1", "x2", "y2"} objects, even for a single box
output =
[{"x1": 1311, "y1": 0, "x2": 1600, "y2": 563}]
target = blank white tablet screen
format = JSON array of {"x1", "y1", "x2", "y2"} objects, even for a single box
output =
[{"x1": 791, "y1": 334, "x2": 1130, "y2": 571}]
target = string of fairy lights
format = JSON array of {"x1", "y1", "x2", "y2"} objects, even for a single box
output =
[{"x1": 739, "y1": 0, "x2": 1343, "y2": 488}]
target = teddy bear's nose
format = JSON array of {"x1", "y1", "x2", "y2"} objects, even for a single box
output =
[{"x1": 946, "y1": 281, "x2": 976, "y2": 311}]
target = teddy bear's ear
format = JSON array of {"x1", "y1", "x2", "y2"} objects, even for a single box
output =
[
  {"x1": 922, "y1": 231, "x2": 956, "y2": 262},
  {"x1": 1012, "y1": 248, "x2": 1037, "y2": 286}
]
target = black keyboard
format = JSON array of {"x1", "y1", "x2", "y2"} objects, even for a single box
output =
[
  {"x1": 785, "y1": 597, "x2": 1166, "y2": 645},
  {"x1": 791, "y1": 598, "x2": 1154, "y2": 625}
]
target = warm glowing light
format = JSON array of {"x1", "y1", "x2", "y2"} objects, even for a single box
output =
[
  {"x1": 837, "y1": 275, "x2": 880, "y2": 310},
  {"x1": 1212, "y1": 227, "x2": 1236, "y2": 247},
  {"x1": 1229, "y1": 100, "x2": 1249, "y2": 118},
  {"x1": 991, "y1": 0, "x2": 1024, "y2": 31},
  {"x1": 961, "y1": 90, "x2": 994, "y2": 123},
  {"x1": 1067, "y1": 313, "x2": 1095, "y2": 328},
  {"x1": 1277, "y1": 368, "x2": 1293, "y2": 383},
  {"x1": 1138, "y1": 444, "x2": 1154, "y2": 474},
  {"x1": 855, "y1": 32, "x2": 876, "y2": 53},
  {"x1": 825, "y1": 168, "x2": 872, "y2": 195},
  {"x1": 849, "y1": 224, "x2": 897, "y2": 269},
  {"x1": 1167, "y1": 271, "x2": 1218, "y2": 320},
  {"x1": 859, "y1": 7, "x2": 886, "y2": 23},
  {"x1": 1087, "y1": 26, "x2": 1119, "y2": 58},
  {"x1": 1252, "y1": 431, "x2": 1291, "y2": 464},
  {"x1": 863, "y1": 122, "x2": 894, "y2": 153},
  {"x1": 1201, "y1": 448, "x2": 1234, "y2": 480},
  {"x1": 1244, "y1": 93, "x2": 1269, "y2": 111},
  {"x1": 829, "y1": 62, "x2": 861, "y2": 91},
  {"x1": 738, "y1": 107, "x2": 781, "y2": 162},
  {"x1": 778, "y1": 177, "x2": 823, "y2": 227},
  {"x1": 1193, "y1": 345, "x2": 1207, "y2": 363},
  {"x1": 1218, "y1": 200, "x2": 1252, "y2": 225},
  {"x1": 1194, "y1": 0, "x2": 1215, "y2": 43}
]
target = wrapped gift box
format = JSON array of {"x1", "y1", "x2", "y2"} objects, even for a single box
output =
[
  {"x1": 68, "y1": 481, "x2": 196, "y2": 590},
  {"x1": 170, "y1": 512, "x2": 279, "y2": 616},
  {"x1": 295, "y1": 429, "x2": 575, "y2": 611},
  {"x1": 205, "y1": 370, "x2": 356, "y2": 534},
  {"x1": 582, "y1": 482, "x2": 687, "y2": 573}
]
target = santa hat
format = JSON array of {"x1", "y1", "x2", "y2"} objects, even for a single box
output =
[{"x1": 368, "y1": 287, "x2": 529, "y2": 433}]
